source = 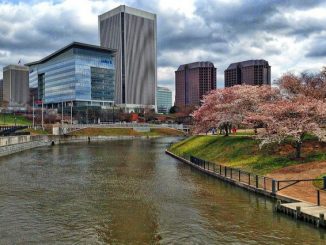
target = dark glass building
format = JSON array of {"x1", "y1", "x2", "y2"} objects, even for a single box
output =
[
  {"x1": 175, "y1": 62, "x2": 216, "y2": 108},
  {"x1": 99, "y1": 5, "x2": 157, "y2": 111},
  {"x1": 224, "y1": 59, "x2": 271, "y2": 87},
  {"x1": 26, "y1": 42, "x2": 116, "y2": 109}
]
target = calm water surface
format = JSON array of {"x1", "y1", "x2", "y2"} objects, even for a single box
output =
[{"x1": 0, "y1": 138, "x2": 325, "y2": 244}]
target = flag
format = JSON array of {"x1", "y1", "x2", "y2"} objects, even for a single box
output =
[{"x1": 18, "y1": 59, "x2": 21, "y2": 65}]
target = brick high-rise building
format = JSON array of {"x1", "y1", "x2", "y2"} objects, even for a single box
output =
[
  {"x1": 224, "y1": 59, "x2": 271, "y2": 87},
  {"x1": 175, "y1": 62, "x2": 216, "y2": 107}
]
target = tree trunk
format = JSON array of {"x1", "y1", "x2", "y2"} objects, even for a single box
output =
[
  {"x1": 224, "y1": 125, "x2": 229, "y2": 136},
  {"x1": 295, "y1": 141, "x2": 302, "y2": 159}
]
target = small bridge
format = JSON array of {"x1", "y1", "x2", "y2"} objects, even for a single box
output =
[{"x1": 53, "y1": 123, "x2": 190, "y2": 135}]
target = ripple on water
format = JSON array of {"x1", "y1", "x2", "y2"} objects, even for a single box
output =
[{"x1": 0, "y1": 138, "x2": 325, "y2": 244}]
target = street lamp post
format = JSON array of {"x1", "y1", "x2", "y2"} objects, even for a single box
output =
[
  {"x1": 41, "y1": 100, "x2": 44, "y2": 130},
  {"x1": 112, "y1": 103, "x2": 115, "y2": 123},
  {"x1": 70, "y1": 101, "x2": 73, "y2": 125},
  {"x1": 32, "y1": 96, "x2": 35, "y2": 129}
]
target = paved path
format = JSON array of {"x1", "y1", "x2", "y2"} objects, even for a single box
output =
[{"x1": 268, "y1": 161, "x2": 326, "y2": 205}]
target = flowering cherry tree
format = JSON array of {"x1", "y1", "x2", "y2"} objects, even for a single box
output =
[
  {"x1": 278, "y1": 67, "x2": 326, "y2": 100},
  {"x1": 192, "y1": 85, "x2": 279, "y2": 136},
  {"x1": 192, "y1": 81, "x2": 326, "y2": 158},
  {"x1": 247, "y1": 96, "x2": 326, "y2": 158}
]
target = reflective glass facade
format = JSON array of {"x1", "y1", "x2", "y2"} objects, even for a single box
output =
[
  {"x1": 28, "y1": 45, "x2": 115, "y2": 106},
  {"x1": 157, "y1": 86, "x2": 172, "y2": 114}
]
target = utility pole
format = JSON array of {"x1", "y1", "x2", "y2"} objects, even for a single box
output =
[
  {"x1": 70, "y1": 101, "x2": 73, "y2": 125},
  {"x1": 61, "y1": 101, "x2": 63, "y2": 125},
  {"x1": 41, "y1": 100, "x2": 44, "y2": 130},
  {"x1": 86, "y1": 105, "x2": 88, "y2": 124},
  {"x1": 32, "y1": 96, "x2": 35, "y2": 129},
  {"x1": 112, "y1": 103, "x2": 115, "y2": 123}
]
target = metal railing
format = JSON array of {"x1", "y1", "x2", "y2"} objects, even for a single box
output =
[
  {"x1": 317, "y1": 189, "x2": 326, "y2": 206},
  {"x1": 182, "y1": 155, "x2": 326, "y2": 206},
  {"x1": 277, "y1": 178, "x2": 325, "y2": 191},
  {"x1": 188, "y1": 155, "x2": 276, "y2": 193}
]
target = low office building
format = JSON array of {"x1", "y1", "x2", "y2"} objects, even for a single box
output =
[
  {"x1": 224, "y1": 59, "x2": 271, "y2": 87},
  {"x1": 157, "y1": 86, "x2": 172, "y2": 114},
  {"x1": 2, "y1": 65, "x2": 29, "y2": 109},
  {"x1": 26, "y1": 42, "x2": 116, "y2": 109},
  {"x1": 175, "y1": 61, "x2": 216, "y2": 108}
]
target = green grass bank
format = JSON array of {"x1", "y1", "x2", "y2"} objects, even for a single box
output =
[
  {"x1": 168, "y1": 136, "x2": 326, "y2": 175},
  {"x1": 0, "y1": 114, "x2": 32, "y2": 126}
]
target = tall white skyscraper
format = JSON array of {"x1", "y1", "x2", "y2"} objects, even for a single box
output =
[{"x1": 99, "y1": 5, "x2": 157, "y2": 111}]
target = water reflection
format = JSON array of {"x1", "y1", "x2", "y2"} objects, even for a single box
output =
[{"x1": 0, "y1": 138, "x2": 325, "y2": 244}]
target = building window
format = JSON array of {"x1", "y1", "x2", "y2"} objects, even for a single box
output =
[
  {"x1": 91, "y1": 67, "x2": 115, "y2": 101},
  {"x1": 38, "y1": 73, "x2": 45, "y2": 101}
]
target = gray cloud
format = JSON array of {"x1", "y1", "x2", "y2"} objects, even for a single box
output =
[
  {"x1": 0, "y1": 0, "x2": 326, "y2": 92},
  {"x1": 306, "y1": 36, "x2": 326, "y2": 58}
]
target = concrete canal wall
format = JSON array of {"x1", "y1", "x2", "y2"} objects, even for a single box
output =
[
  {"x1": 166, "y1": 150, "x2": 326, "y2": 229},
  {"x1": 165, "y1": 150, "x2": 299, "y2": 203},
  {"x1": 0, "y1": 135, "x2": 152, "y2": 157}
]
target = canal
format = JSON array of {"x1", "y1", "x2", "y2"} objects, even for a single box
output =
[{"x1": 0, "y1": 138, "x2": 325, "y2": 244}]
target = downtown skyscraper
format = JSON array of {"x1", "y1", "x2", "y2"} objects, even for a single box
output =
[
  {"x1": 99, "y1": 5, "x2": 157, "y2": 111},
  {"x1": 175, "y1": 62, "x2": 216, "y2": 108},
  {"x1": 224, "y1": 60, "x2": 271, "y2": 87}
]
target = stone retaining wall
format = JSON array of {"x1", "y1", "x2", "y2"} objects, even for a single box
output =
[
  {"x1": 0, "y1": 140, "x2": 49, "y2": 157},
  {"x1": 0, "y1": 135, "x2": 155, "y2": 157}
]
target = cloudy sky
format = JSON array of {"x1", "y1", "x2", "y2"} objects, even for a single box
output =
[{"x1": 1, "y1": 0, "x2": 326, "y2": 94}]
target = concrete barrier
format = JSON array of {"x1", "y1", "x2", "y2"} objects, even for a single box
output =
[{"x1": 0, "y1": 135, "x2": 157, "y2": 157}]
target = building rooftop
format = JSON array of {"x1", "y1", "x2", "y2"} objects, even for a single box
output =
[
  {"x1": 157, "y1": 86, "x2": 172, "y2": 92},
  {"x1": 99, "y1": 5, "x2": 156, "y2": 21},
  {"x1": 3, "y1": 65, "x2": 29, "y2": 71},
  {"x1": 26, "y1": 42, "x2": 117, "y2": 66},
  {"x1": 177, "y1": 61, "x2": 215, "y2": 71},
  {"x1": 226, "y1": 59, "x2": 270, "y2": 70}
]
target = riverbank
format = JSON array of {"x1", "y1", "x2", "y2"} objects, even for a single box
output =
[
  {"x1": 165, "y1": 149, "x2": 326, "y2": 228},
  {"x1": 0, "y1": 134, "x2": 168, "y2": 157},
  {"x1": 68, "y1": 127, "x2": 185, "y2": 137},
  {"x1": 0, "y1": 114, "x2": 32, "y2": 126},
  {"x1": 168, "y1": 135, "x2": 326, "y2": 206},
  {"x1": 169, "y1": 135, "x2": 326, "y2": 175}
]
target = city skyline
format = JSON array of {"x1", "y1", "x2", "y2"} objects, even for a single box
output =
[{"x1": 0, "y1": 0, "x2": 326, "y2": 98}]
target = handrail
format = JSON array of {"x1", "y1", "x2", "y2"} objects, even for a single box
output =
[{"x1": 277, "y1": 178, "x2": 324, "y2": 182}]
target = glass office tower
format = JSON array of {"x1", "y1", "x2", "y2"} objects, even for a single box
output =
[
  {"x1": 157, "y1": 86, "x2": 172, "y2": 114},
  {"x1": 26, "y1": 42, "x2": 116, "y2": 108}
]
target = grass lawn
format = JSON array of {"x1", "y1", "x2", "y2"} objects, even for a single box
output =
[
  {"x1": 69, "y1": 127, "x2": 185, "y2": 137},
  {"x1": 23, "y1": 128, "x2": 51, "y2": 135},
  {"x1": 169, "y1": 135, "x2": 326, "y2": 175},
  {"x1": 0, "y1": 114, "x2": 32, "y2": 126},
  {"x1": 313, "y1": 174, "x2": 326, "y2": 189}
]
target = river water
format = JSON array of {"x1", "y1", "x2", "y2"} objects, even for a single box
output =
[{"x1": 0, "y1": 137, "x2": 325, "y2": 244}]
